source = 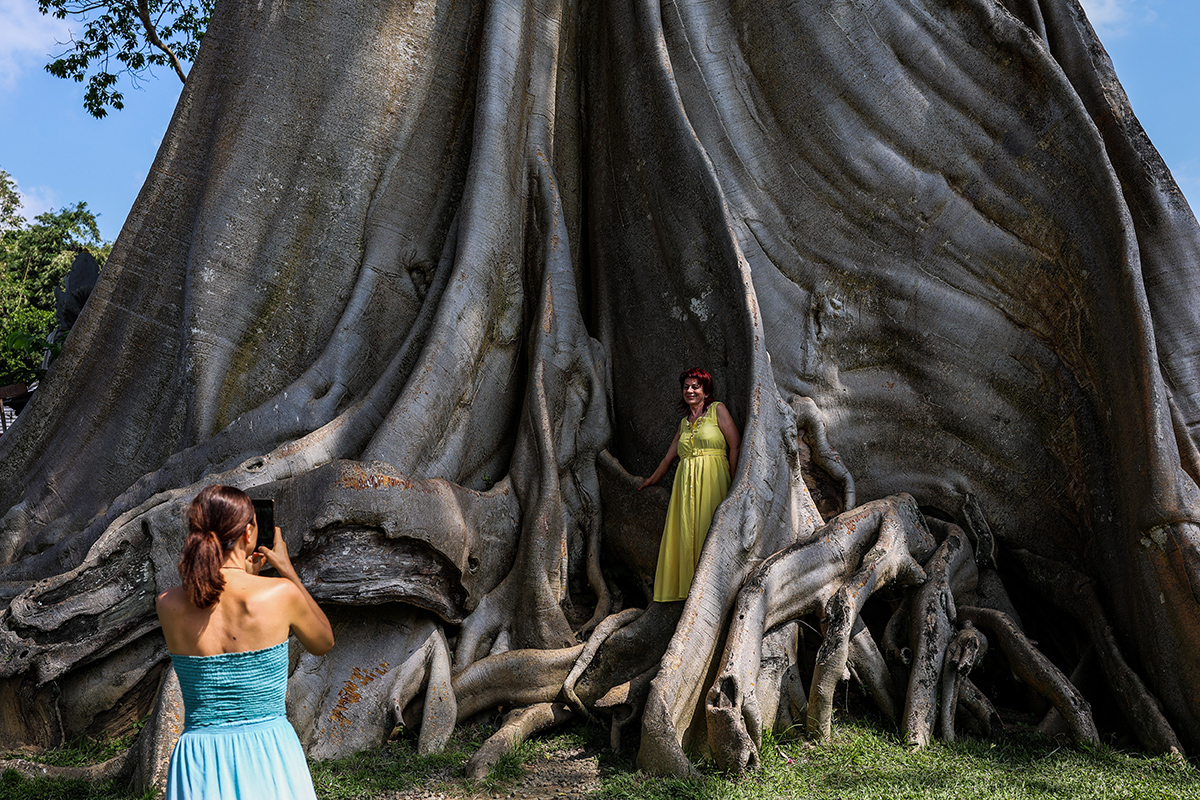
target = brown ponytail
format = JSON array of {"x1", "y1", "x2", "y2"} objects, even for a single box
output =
[{"x1": 179, "y1": 485, "x2": 254, "y2": 608}]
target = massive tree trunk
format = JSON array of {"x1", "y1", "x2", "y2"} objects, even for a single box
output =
[{"x1": 2, "y1": 0, "x2": 1199, "y2": 785}]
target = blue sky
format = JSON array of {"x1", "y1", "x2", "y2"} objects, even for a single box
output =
[{"x1": 0, "y1": 0, "x2": 1197, "y2": 243}]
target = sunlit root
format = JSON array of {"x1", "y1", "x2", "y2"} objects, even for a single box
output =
[
  {"x1": 0, "y1": 496, "x2": 177, "y2": 684},
  {"x1": 452, "y1": 644, "x2": 584, "y2": 721},
  {"x1": 790, "y1": 396, "x2": 856, "y2": 511},
  {"x1": 902, "y1": 528, "x2": 977, "y2": 748},
  {"x1": 464, "y1": 702, "x2": 574, "y2": 780},
  {"x1": 0, "y1": 751, "x2": 132, "y2": 783},
  {"x1": 705, "y1": 495, "x2": 932, "y2": 773},
  {"x1": 289, "y1": 608, "x2": 456, "y2": 760},
  {"x1": 264, "y1": 460, "x2": 521, "y2": 616},
  {"x1": 957, "y1": 606, "x2": 1098, "y2": 746},
  {"x1": 595, "y1": 666, "x2": 658, "y2": 753},
  {"x1": 807, "y1": 499, "x2": 933, "y2": 742},
  {"x1": 562, "y1": 608, "x2": 644, "y2": 718},
  {"x1": 128, "y1": 663, "x2": 184, "y2": 793}
]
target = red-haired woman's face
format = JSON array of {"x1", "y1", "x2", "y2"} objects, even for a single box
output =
[{"x1": 682, "y1": 377, "x2": 708, "y2": 406}]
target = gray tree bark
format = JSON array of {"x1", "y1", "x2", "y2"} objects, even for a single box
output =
[{"x1": 1, "y1": 0, "x2": 1198, "y2": 786}]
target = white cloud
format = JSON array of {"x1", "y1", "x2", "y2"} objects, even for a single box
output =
[
  {"x1": 12, "y1": 178, "x2": 57, "y2": 220},
  {"x1": 1078, "y1": 0, "x2": 1157, "y2": 38},
  {"x1": 0, "y1": 0, "x2": 72, "y2": 91}
]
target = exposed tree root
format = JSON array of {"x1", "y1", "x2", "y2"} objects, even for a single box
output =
[
  {"x1": 848, "y1": 620, "x2": 898, "y2": 728},
  {"x1": 938, "y1": 623, "x2": 988, "y2": 743},
  {"x1": 562, "y1": 608, "x2": 644, "y2": 719},
  {"x1": 1038, "y1": 648, "x2": 1098, "y2": 742},
  {"x1": 289, "y1": 608, "x2": 456, "y2": 760},
  {"x1": 957, "y1": 607, "x2": 1098, "y2": 746},
  {"x1": 452, "y1": 645, "x2": 584, "y2": 722},
  {"x1": 705, "y1": 494, "x2": 933, "y2": 773},
  {"x1": 595, "y1": 666, "x2": 658, "y2": 753},
  {"x1": 957, "y1": 677, "x2": 1002, "y2": 739},
  {"x1": 808, "y1": 505, "x2": 933, "y2": 743},
  {"x1": 902, "y1": 528, "x2": 977, "y2": 748},
  {"x1": 0, "y1": 751, "x2": 132, "y2": 783},
  {"x1": 129, "y1": 663, "x2": 183, "y2": 794},
  {"x1": 465, "y1": 702, "x2": 574, "y2": 780},
  {"x1": 790, "y1": 396, "x2": 855, "y2": 513},
  {"x1": 1014, "y1": 549, "x2": 1185, "y2": 755},
  {"x1": 571, "y1": 602, "x2": 683, "y2": 708}
]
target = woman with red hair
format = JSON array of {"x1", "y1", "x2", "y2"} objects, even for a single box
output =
[
  {"x1": 156, "y1": 484, "x2": 334, "y2": 800},
  {"x1": 639, "y1": 368, "x2": 741, "y2": 601}
]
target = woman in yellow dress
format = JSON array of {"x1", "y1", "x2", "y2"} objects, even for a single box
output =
[{"x1": 638, "y1": 368, "x2": 741, "y2": 601}]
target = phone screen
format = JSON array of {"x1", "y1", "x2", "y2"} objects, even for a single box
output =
[{"x1": 251, "y1": 498, "x2": 275, "y2": 551}]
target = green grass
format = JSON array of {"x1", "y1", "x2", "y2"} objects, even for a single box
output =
[
  {"x1": 0, "y1": 769, "x2": 155, "y2": 800},
  {"x1": 3, "y1": 719, "x2": 1199, "y2": 799},
  {"x1": 308, "y1": 722, "x2": 514, "y2": 799},
  {"x1": 595, "y1": 722, "x2": 1200, "y2": 800},
  {"x1": 8, "y1": 735, "x2": 135, "y2": 770}
]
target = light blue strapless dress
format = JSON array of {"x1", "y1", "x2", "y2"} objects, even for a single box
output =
[{"x1": 166, "y1": 641, "x2": 317, "y2": 800}]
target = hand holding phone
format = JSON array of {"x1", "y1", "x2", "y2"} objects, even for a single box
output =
[{"x1": 251, "y1": 498, "x2": 275, "y2": 551}]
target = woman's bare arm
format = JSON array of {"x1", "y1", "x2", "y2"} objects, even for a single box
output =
[
  {"x1": 638, "y1": 427, "x2": 682, "y2": 489},
  {"x1": 716, "y1": 402, "x2": 741, "y2": 477},
  {"x1": 257, "y1": 527, "x2": 335, "y2": 655}
]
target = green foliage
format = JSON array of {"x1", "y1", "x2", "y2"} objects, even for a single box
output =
[
  {"x1": 0, "y1": 306, "x2": 56, "y2": 387},
  {"x1": 0, "y1": 171, "x2": 23, "y2": 233},
  {"x1": 1, "y1": 203, "x2": 109, "y2": 312},
  {"x1": 38, "y1": 0, "x2": 214, "y2": 117},
  {"x1": 0, "y1": 175, "x2": 110, "y2": 385}
]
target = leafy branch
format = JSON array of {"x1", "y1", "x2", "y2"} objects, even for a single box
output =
[{"x1": 38, "y1": 0, "x2": 215, "y2": 117}]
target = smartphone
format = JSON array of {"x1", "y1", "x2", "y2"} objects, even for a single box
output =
[{"x1": 251, "y1": 498, "x2": 275, "y2": 551}]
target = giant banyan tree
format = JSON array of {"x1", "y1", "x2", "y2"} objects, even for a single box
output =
[{"x1": 2, "y1": 0, "x2": 1200, "y2": 788}]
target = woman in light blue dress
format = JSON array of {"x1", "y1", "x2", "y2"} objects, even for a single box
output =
[{"x1": 156, "y1": 485, "x2": 335, "y2": 800}]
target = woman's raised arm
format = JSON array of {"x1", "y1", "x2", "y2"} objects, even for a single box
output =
[{"x1": 256, "y1": 527, "x2": 335, "y2": 655}]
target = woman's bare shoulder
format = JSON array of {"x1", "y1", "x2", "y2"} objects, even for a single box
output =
[
  {"x1": 243, "y1": 573, "x2": 304, "y2": 605},
  {"x1": 156, "y1": 585, "x2": 186, "y2": 609}
]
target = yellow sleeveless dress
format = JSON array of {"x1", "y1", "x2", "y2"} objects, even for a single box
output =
[{"x1": 653, "y1": 402, "x2": 731, "y2": 602}]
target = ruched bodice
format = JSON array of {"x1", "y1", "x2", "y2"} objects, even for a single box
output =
[
  {"x1": 677, "y1": 403, "x2": 727, "y2": 459},
  {"x1": 171, "y1": 641, "x2": 288, "y2": 728}
]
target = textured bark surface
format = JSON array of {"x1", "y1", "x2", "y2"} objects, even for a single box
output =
[{"x1": 1, "y1": 0, "x2": 1199, "y2": 786}]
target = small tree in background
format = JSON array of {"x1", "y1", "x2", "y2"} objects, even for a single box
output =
[
  {"x1": 0, "y1": 170, "x2": 109, "y2": 385},
  {"x1": 0, "y1": 307, "x2": 56, "y2": 387},
  {"x1": 0, "y1": 171, "x2": 23, "y2": 233}
]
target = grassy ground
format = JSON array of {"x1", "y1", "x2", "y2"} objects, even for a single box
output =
[
  {"x1": 3, "y1": 718, "x2": 1198, "y2": 800},
  {"x1": 595, "y1": 724, "x2": 1200, "y2": 800}
]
